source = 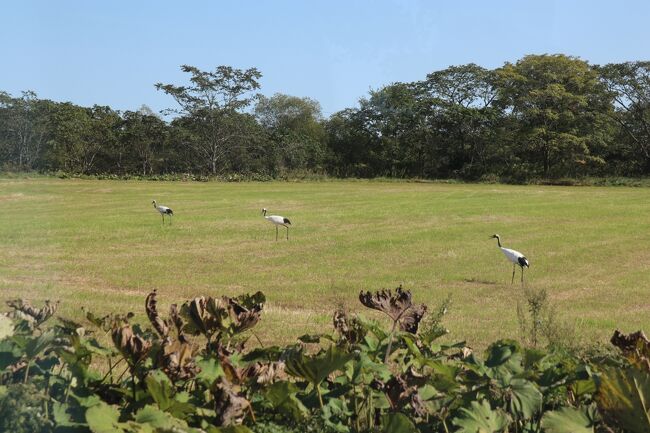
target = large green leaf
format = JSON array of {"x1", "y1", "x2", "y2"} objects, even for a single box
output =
[
  {"x1": 572, "y1": 378, "x2": 597, "y2": 398},
  {"x1": 134, "y1": 404, "x2": 197, "y2": 431},
  {"x1": 541, "y1": 406, "x2": 595, "y2": 433},
  {"x1": 381, "y1": 412, "x2": 418, "y2": 433},
  {"x1": 343, "y1": 352, "x2": 391, "y2": 385},
  {"x1": 597, "y1": 367, "x2": 650, "y2": 433},
  {"x1": 144, "y1": 370, "x2": 195, "y2": 419},
  {"x1": 285, "y1": 345, "x2": 355, "y2": 386},
  {"x1": 85, "y1": 402, "x2": 127, "y2": 433},
  {"x1": 145, "y1": 370, "x2": 175, "y2": 411},
  {"x1": 196, "y1": 357, "x2": 224, "y2": 385},
  {"x1": 25, "y1": 329, "x2": 56, "y2": 358},
  {"x1": 52, "y1": 401, "x2": 87, "y2": 428},
  {"x1": 264, "y1": 381, "x2": 309, "y2": 421},
  {"x1": 484, "y1": 340, "x2": 523, "y2": 380},
  {"x1": 452, "y1": 400, "x2": 510, "y2": 433},
  {"x1": 134, "y1": 405, "x2": 170, "y2": 427},
  {"x1": 509, "y1": 378, "x2": 542, "y2": 419}
]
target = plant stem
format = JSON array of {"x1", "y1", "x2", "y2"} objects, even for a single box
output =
[
  {"x1": 384, "y1": 319, "x2": 399, "y2": 363},
  {"x1": 247, "y1": 402, "x2": 257, "y2": 423},
  {"x1": 353, "y1": 386, "x2": 360, "y2": 433},
  {"x1": 316, "y1": 384, "x2": 324, "y2": 409},
  {"x1": 131, "y1": 371, "x2": 136, "y2": 401},
  {"x1": 23, "y1": 361, "x2": 30, "y2": 384},
  {"x1": 252, "y1": 331, "x2": 265, "y2": 349}
]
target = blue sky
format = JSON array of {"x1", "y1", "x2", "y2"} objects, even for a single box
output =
[{"x1": 1, "y1": 1, "x2": 648, "y2": 117}]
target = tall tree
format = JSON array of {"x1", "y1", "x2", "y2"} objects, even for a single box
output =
[
  {"x1": 155, "y1": 65, "x2": 262, "y2": 174},
  {"x1": 495, "y1": 54, "x2": 612, "y2": 177},
  {"x1": 255, "y1": 94, "x2": 327, "y2": 172},
  {"x1": 0, "y1": 91, "x2": 51, "y2": 169},
  {"x1": 121, "y1": 108, "x2": 168, "y2": 175},
  {"x1": 597, "y1": 61, "x2": 650, "y2": 173},
  {"x1": 47, "y1": 103, "x2": 120, "y2": 174},
  {"x1": 418, "y1": 64, "x2": 502, "y2": 178}
]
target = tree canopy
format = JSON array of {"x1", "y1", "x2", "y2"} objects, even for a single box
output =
[{"x1": 2, "y1": 55, "x2": 650, "y2": 180}]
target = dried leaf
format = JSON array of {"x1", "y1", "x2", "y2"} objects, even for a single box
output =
[
  {"x1": 611, "y1": 330, "x2": 650, "y2": 372},
  {"x1": 111, "y1": 322, "x2": 151, "y2": 366},
  {"x1": 243, "y1": 361, "x2": 287, "y2": 385},
  {"x1": 382, "y1": 368, "x2": 428, "y2": 416},
  {"x1": 359, "y1": 286, "x2": 427, "y2": 333},
  {"x1": 169, "y1": 304, "x2": 189, "y2": 344},
  {"x1": 145, "y1": 290, "x2": 170, "y2": 339},
  {"x1": 6, "y1": 299, "x2": 59, "y2": 326},
  {"x1": 399, "y1": 304, "x2": 427, "y2": 334},
  {"x1": 359, "y1": 286, "x2": 413, "y2": 322},
  {"x1": 227, "y1": 293, "x2": 264, "y2": 333},
  {"x1": 180, "y1": 296, "x2": 221, "y2": 337},
  {"x1": 333, "y1": 308, "x2": 367, "y2": 344},
  {"x1": 213, "y1": 377, "x2": 251, "y2": 426},
  {"x1": 158, "y1": 340, "x2": 198, "y2": 381}
]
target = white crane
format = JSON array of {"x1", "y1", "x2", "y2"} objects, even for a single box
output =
[
  {"x1": 152, "y1": 200, "x2": 173, "y2": 225},
  {"x1": 262, "y1": 208, "x2": 291, "y2": 240},
  {"x1": 491, "y1": 234, "x2": 529, "y2": 285}
]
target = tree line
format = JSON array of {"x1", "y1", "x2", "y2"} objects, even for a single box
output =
[{"x1": 1, "y1": 54, "x2": 649, "y2": 180}]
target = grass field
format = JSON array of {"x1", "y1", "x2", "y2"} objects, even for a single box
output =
[{"x1": 1, "y1": 177, "x2": 649, "y2": 349}]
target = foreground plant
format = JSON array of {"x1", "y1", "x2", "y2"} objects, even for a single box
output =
[
  {"x1": 0, "y1": 287, "x2": 648, "y2": 432},
  {"x1": 358, "y1": 285, "x2": 427, "y2": 362}
]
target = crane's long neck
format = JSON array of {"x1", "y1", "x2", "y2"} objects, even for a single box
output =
[{"x1": 495, "y1": 237, "x2": 502, "y2": 248}]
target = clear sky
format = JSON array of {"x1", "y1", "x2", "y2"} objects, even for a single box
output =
[{"x1": 1, "y1": 1, "x2": 648, "y2": 117}]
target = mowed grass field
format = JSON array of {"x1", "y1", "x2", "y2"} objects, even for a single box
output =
[{"x1": 1, "y1": 177, "x2": 649, "y2": 349}]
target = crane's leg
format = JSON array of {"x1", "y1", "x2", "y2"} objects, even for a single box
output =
[
  {"x1": 275, "y1": 226, "x2": 278, "y2": 241},
  {"x1": 511, "y1": 264, "x2": 516, "y2": 284},
  {"x1": 161, "y1": 214, "x2": 164, "y2": 225},
  {"x1": 286, "y1": 226, "x2": 289, "y2": 240},
  {"x1": 521, "y1": 267, "x2": 524, "y2": 286}
]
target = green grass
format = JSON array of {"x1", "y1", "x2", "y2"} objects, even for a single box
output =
[{"x1": 1, "y1": 177, "x2": 649, "y2": 348}]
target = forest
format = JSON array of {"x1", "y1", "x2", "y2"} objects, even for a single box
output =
[{"x1": 1, "y1": 54, "x2": 649, "y2": 181}]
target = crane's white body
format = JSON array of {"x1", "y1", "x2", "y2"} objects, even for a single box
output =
[
  {"x1": 265, "y1": 214, "x2": 289, "y2": 226},
  {"x1": 152, "y1": 200, "x2": 173, "y2": 225},
  {"x1": 491, "y1": 234, "x2": 529, "y2": 285},
  {"x1": 262, "y1": 208, "x2": 291, "y2": 240},
  {"x1": 499, "y1": 247, "x2": 528, "y2": 267}
]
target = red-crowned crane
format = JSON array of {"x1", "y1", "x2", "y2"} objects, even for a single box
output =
[
  {"x1": 152, "y1": 200, "x2": 173, "y2": 225},
  {"x1": 491, "y1": 234, "x2": 529, "y2": 285},
  {"x1": 262, "y1": 208, "x2": 291, "y2": 240}
]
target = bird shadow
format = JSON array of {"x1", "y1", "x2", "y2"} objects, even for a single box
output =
[{"x1": 463, "y1": 278, "x2": 498, "y2": 285}]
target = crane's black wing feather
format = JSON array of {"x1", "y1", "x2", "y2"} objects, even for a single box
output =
[
  {"x1": 283, "y1": 217, "x2": 291, "y2": 225},
  {"x1": 518, "y1": 256, "x2": 529, "y2": 268}
]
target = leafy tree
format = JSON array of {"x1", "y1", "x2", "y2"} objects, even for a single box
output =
[
  {"x1": 46, "y1": 103, "x2": 120, "y2": 174},
  {"x1": 0, "y1": 91, "x2": 51, "y2": 169},
  {"x1": 418, "y1": 64, "x2": 502, "y2": 179},
  {"x1": 597, "y1": 61, "x2": 650, "y2": 173},
  {"x1": 121, "y1": 108, "x2": 168, "y2": 175},
  {"x1": 155, "y1": 65, "x2": 262, "y2": 174},
  {"x1": 494, "y1": 54, "x2": 612, "y2": 178},
  {"x1": 325, "y1": 108, "x2": 375, "y2": 177},
  {"x1": 255, "y1": 93, "x2": 327, "y2": 172},
  {"x1": 356, "y1": 82, "x2": 429, "y2": 177}
]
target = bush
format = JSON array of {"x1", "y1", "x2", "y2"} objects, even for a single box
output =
[{"x1": 0, "y1": 285, "x2": 647, "y2": 432}]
